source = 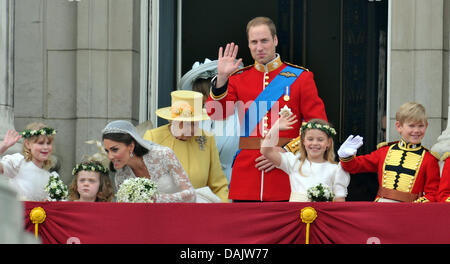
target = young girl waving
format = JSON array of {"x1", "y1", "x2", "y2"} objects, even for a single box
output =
[
  {"x1": 261, "y1": 116, "x2": 350, "y2": 202},
  {"x1": 0, "y1": 123, "x2": 59, "y2": 201}
]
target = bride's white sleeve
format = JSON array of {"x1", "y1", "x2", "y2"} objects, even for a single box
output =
[
  {"x1": 154, "y1": 148, "x2": 196, "y2": 203},
  {"x1": 0, "y1": 153, "x2": 23, "y2": 179}
]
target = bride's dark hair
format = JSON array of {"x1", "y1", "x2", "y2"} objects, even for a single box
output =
[{"x1": 102, "y1": 133, "x2": 149, "y2": 171}]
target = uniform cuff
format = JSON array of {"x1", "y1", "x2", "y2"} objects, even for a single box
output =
[
  {"x1": 210, "y1": 76, "x2": 228, "y2": 100},
  {"x1": 339, "y1": 155, "x2": 355, "y2": 162}
]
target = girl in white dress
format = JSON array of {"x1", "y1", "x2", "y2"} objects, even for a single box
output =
[
  {"x1": 261, "y1": 116, "x2": 350, "y2": 202},
  {"x1": 0, "y1": 123, "x2": 60, "y2": 201}
]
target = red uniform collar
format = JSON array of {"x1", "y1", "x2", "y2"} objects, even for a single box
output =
[{"x1": 398, "y1": 138, "x2": 422, "y2": 151}]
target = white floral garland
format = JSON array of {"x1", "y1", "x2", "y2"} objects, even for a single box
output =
[
  {"x1": 301, "y1": 121, "x2": 337, "y2": 136},
  {"x1": 22, "y1": 127, "x2": 57, "y2": 138}
]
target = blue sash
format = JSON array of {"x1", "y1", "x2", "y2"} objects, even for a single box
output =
[{"x1": 240, "y1": 65, "x2": 304, "y2": 137}]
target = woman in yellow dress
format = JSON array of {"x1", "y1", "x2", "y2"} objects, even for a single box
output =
[{"x1": 143, "y1": 90, "x2": 229, "y2": 202}]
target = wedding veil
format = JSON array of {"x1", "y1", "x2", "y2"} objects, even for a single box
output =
[{"x1": 102, "y1": 120, "x2": 156, "y2": 151}]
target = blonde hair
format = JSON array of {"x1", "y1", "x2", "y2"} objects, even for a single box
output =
[
  {"x1": 298, "y1": 119, "x2": 336, "y2": 176},
  {"x1": 22, "y1": 122, "x2": 54, "y2": 170},
  {"x1": 68, "y1": 160, "x2": 115, "y2": 202},
  {"x1": 395, "y1": 102, "x2": 427, "y2": 125}
]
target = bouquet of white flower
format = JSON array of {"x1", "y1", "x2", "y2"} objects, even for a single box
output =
[
  {"x1": 116, "y1": 177, "x2": 158, "y2": 203},
  {"x1": 45, "y1": 172, "x2": 68, "y2": 201},
  {"x1": 307, "y1": 183, "x2": 334, "y2": 202}
]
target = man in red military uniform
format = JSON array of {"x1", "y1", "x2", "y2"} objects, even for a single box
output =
[
  {"x1": 438, "y1": 153, "x2": 450, "y2": 202},
  {"x1": 207, "y1": 17, "x2": 327, "y2": 201},
  {"x1": 337, "y1": 102, "x2": 440, "y2": 202}
]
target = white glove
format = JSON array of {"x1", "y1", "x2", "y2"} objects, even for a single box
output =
[{"x1": 337, "y1": 135, "x2": 364, "y2": 158}]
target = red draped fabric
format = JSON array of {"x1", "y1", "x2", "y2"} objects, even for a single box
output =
[{"x1": 23, "y1": 201, "x2": 450, "y2": 244}]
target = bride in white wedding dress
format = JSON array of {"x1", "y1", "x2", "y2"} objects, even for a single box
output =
[{"x1": 102, "y1": 120, "x2": 196, "y2": 203}]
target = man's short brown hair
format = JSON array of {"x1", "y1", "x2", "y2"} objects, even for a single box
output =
[{"x1": 246, "y1": 17, "x2": 277, "y2": 39}]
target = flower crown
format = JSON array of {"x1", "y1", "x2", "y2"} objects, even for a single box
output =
[
  {"x1": 21, "y1": 127, "x2": 57, "y2": 138},
  {"x1": 300, "y1": 121, "x2": 337, "y2": 136},
  {"x1": 72, "y1": 162, "x2": 109, "y2": 176}
]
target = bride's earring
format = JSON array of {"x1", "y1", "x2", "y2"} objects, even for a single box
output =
[{"x1": 130, "y1": 151, "x2": 134, "y2": 158}]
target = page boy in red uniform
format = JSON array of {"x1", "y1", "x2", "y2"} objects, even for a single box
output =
[{"x1": 337, "y1": 102, "x2": 440, "y2": 202}]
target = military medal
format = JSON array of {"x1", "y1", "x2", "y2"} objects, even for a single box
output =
[
  {"x1": 279, "y1": 105, "x2": 293, "y2": 117},
  {"x1": 283, "y1": 86, "x2": 290, "y2": 101}
]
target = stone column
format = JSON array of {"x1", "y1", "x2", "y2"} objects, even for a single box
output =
[
  {"x1": 389, "y1": 0, "x2": 444, "y2": 148},
  {"x1": 431, "y1": 0, "x2": 450, "y2": 157},
  {"x1": 0, "y1": 4, "x2": 34, "y2": 244},
  {"x1": 0, "y1": 0, "x2": 20, "y2": 155},
  {"x1": 75, "y1": 0, "x2": 141, "y2": 163}
]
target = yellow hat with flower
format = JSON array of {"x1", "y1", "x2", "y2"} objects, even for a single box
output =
[{"x1": 156, "y1": 90, "x2": 210, "y2": 121}]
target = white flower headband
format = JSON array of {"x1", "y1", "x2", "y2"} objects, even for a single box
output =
[
  {"x1": 72, "y1": 161, "x2": 109, "y2": 176},
  {"x1": 300, "y1": 121, "x2": 337, "y2": 136},
  {"x1": 21, "y1": 127, "x2": 57, "y2": 138}
]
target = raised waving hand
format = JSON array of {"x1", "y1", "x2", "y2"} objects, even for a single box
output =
[
  {"x1": 1, "y1": 129, "x2": 22, "y2": 155},
  {"x1": 337, "y1": 135, "x2": 364, "y2": 158},
  {"x1": 277, "y1": 114, "x2": 298, "y2": 131},
  {"x1": 216, "y1": 42, "x2": 243, "y2": 88}
]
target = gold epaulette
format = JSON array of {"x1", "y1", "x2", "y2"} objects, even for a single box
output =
[
  {"x1": 430, "y1": 151, "x2": 441, "y2": 160},
  {"x1": 376, "y1": 142, "x2": 388, "y2": 149},
  {"x1": 230, "y1": 65, "x2": 252, "y2": 76},
  {"x1": 283, "y1": 136, "x2": 300, "y2": 154},
  {"x1": 422, "y1": 146, "x2": 441, "y2": 160},
  {"x1": 376, "y1": 141, "x2": 396, "y2": 149},
  {"x1": 445, "y1": 197, "x2": 450, "y2": 202},
  {"x1": 284, "y1": 62, "x2": 309, "y2": 72},
  {"x1": 441, "y1": 152, "x2": 450, "y2": 162}
]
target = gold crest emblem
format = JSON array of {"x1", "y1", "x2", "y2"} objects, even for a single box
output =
[{"x1": 280, "y1": 72, "x2": 297, "y2": 78}]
